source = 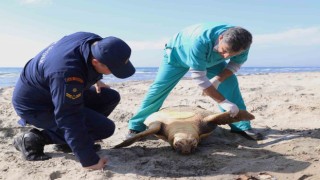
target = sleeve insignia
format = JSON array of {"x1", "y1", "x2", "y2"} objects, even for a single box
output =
[
  {"x1": 64, "y1": 84, "x2": 83, "y2": 104},
  {"x1": 66, "y1": 92, "x2": 82, "y2": 100}
]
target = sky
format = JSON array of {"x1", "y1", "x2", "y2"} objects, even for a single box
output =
[{"x1": 0, "y1": 0, "x2": 319, "y2": 67}]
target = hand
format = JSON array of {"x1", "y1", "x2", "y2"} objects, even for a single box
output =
[
  {"x1": 94, "y1": 80, "x2": 110, "y2": 93},
  {"x1": 84, "y1": 157, "x2": 108, "y2": 170},
  {"x1": 218, "y1": 99, "x2": 239, "y2": 117},
  {"x1": 210, "y1": 76, "x2": 221, "y2": 89}
]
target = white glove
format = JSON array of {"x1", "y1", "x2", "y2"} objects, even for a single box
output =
[
  {"x1": 210, "y1": 76, "x2": 221, "y2": 89},
  {"x1": 218, "y1": 99, "x2": 239, "y2": 117}
]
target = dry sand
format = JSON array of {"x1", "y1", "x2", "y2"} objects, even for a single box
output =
[{"x1": 0, "y1": 72, "x2": 320, "y2": 180}]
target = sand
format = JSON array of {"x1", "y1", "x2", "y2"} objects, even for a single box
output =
[{"x1": 0, "y1": 72, "x2": 320, "y2": 180}]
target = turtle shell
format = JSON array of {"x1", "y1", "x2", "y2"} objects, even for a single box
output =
[{"x1": 144, "y1": 106, "x2": 213, "y2": 126}]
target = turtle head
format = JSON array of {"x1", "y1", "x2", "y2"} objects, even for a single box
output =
[{"x1": 172, "y1": 133, "x2": 199, "y2": 154}]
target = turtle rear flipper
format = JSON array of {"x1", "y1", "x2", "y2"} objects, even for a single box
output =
[
  {"x1": 113, "y1": 121, "x2": 162, "y2": 148},
  {"x1": 204, "y1": 110, "x2": 255, "y2": 125}
]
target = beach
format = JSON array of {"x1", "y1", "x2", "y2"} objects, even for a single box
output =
[{"x1": 0, "y1": 72, "x2": 320, "y2": 180}]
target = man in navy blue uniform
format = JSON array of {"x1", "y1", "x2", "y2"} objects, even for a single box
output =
[{"x1": 12, "y1": 32, "x2": 135, "y2": 170}]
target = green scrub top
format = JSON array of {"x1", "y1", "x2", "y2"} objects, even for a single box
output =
[{"x1": 165, "y1": 22, "x2": 249, "y2": 71}]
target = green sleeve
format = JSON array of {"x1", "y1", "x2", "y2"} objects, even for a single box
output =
[{"x1": 187, "y1": 39, "x2": 208, "y2": 71}]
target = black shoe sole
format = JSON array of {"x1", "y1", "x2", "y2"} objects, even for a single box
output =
[{"x1": 230, "y1": 130, "x2": 264, "y2": 141}]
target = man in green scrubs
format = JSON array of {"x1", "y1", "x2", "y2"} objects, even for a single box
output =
[{"x1": 128, "y1": 23, "x2": 263, "y2": 140}]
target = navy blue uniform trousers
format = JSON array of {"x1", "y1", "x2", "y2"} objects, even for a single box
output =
[{"x1": 19, "y1": 86, "x2": 119, "y2": 144}]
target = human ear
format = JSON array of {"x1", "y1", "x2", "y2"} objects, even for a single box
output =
[{"x1": 91, "y1": 59, "x2": 99, "y2": 66}]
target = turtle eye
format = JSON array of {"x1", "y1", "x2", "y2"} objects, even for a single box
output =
[{"x1": 192, "y1": 139, "x2": 198, "y2": 146}]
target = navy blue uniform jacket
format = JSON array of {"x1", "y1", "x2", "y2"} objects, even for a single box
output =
[{"x1": 13, "y1": 32, "x2": 104, "y2": 166}]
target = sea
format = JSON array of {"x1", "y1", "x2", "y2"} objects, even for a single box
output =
[{"x1": 1, "y1": 67, "x2": 320, "y2": 88}]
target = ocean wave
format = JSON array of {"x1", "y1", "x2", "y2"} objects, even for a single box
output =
[
  {"x1": 1, "y1": 67, "x2": 320, "y2": 87},
  {"x1": 0, "y1": 72, "x2": 20, "y2": 78}
]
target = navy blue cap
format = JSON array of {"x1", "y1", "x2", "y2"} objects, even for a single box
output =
[{"x1": 91, "y1": 36, "x2": 135, "y2": 79}]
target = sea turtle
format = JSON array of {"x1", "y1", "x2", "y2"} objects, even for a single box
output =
[{"x1": 114, "y1": 106, "x2": 255, "y2": 154}]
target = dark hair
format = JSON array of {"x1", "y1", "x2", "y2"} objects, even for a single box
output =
[{"x1": 222, "y1": 27, "x2": 252, "y2": 52}]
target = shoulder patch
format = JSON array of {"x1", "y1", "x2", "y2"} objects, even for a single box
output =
[{"x1": 65, "y1": 77, "x2": 84, "y2": 84}]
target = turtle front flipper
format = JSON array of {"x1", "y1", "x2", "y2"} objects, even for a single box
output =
[
  {"x1": 113, "y1": 121, "x2": 162, "y2": 148},
  {"x1": 204, "y1": 110, "x2": 255, "y2": 125}
]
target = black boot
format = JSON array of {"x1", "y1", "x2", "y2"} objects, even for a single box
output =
[
  {"x1": 13, "y1": 128, "x2": 52, "y2": 161},
  {"x1": 231, "y1": 129, "x2": 264, "y2": 141}
]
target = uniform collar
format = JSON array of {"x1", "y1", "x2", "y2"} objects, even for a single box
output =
[{"x1": 81, "y1": 39, "x2": 103, "y2": 85}]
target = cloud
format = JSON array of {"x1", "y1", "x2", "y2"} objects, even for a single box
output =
[
  {"x1": 19, "y1": 0, "x2": 52, "y2": 5},
  {"x1": 254, "y1": 27, "x2": 320, "y2": 46},
  {"x1": 2, "y1": 26, "x2": 319, "y2": 67},
  {"x1": 127, "y1": 27, "x2": 320, "y2": 51},
  {"x1": 127, "y1": 38, "x2": 169, "y2": 51},
  {"x1": 0, "y1": 33, "x2": 49, "y2": 67}
]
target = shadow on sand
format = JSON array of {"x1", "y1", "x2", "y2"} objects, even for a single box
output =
[{"x1": 98, "y1": 127, "x2": 320, "y2": 178}]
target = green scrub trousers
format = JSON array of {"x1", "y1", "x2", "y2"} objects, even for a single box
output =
[{"x1": 128, "y1": 56, "x2": 251, "y2": 132}]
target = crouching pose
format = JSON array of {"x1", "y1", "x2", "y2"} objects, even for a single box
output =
[{"x1": 12, "y1": 32, "x2": 135, "y2": 170}]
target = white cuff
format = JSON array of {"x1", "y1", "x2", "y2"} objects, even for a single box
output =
[
  {"x1": 190, "y1": 70, "x2": 212, "y2": 90},
  {"x1": 209, "y1": 76, "x2": 221, "y2": 89},
  {"x1": 226, "y1": 61, "x2": 242, "y2": 73}
]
